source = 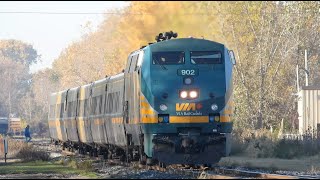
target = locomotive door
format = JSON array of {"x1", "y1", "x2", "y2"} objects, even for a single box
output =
[{"x1": 124, "y1": 51, "x2": 143, "y2": 146}]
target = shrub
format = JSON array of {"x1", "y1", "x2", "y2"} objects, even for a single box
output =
[
  {"x1": 0, "y1": 137, "x2": 27, "y2": 158},
  {"x1": 16, "y1": 144, "x2": 50, "y2": 162},
  {"x1": 62, "y1": 157, "x2": 93, "y2": 172},
  {"x1": 273, "y1": 137, "x2": 319, "y2": 159},
  {"x1": 231, "y1": 128, "x2": 276, "y2": 158},
  {"x1": 231, "y1": 128, "x2": 320, "y2": 159},
  {"x1": 77, "y1": 160, "x2": 93, "y2": 172}
]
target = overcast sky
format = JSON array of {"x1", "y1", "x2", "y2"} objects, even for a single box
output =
[{"x1": 0, "y1": 1, "x2": 128, "y2": 73}]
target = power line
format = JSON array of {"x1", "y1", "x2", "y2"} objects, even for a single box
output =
[
  {"x1": 0, "y1": 11, "x2": 134, "y2": 15},
  {"x1": 0, "y1": 11, "x2": 220, "y2": 16},
  {"x1": 0, "y1": 11, "x2": 209, "y2": 15},
  {"x1": 0, "y1": 11, "x2": 319, "y2": 16}
]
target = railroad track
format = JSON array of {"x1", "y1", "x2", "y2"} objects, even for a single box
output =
[{"x1": 29, "y1": 139, "x2": 320, "y2": 179}]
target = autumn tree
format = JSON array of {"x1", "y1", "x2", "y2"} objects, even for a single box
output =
[
  {"x1": 46, "y1": 1, "x2": 320, "y2": 133},
  {"x1": 202, "y1": 1, "x2": 320, "y2": 130}
]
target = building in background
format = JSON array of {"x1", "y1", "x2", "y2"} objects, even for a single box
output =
[
  {"x1": 0, "y1": 117, "x2": 8, "y2": 135},
  {"x1": 7, "y1": 116, "x2": 22, "y2": 136},
  {"x1": 298, "y1": 86, "x2": 320, "y2": 136}
]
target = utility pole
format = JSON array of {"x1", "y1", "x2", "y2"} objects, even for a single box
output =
[
  {"x1": 305, "y1": 49, "x2": 308, "y2": 86},
  {"x1": 296, "y1": 64, "x2": 299, "y2": 92},
  {"x1": 8, "y1": 70, "x2": 12, "y2": 118},
  {"x1": 28, "y1": 93, "x2": 30, "y2": 121}
]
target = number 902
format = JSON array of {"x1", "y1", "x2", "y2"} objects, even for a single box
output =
[{"x1": 181, "y1": 69, "x2": 195, "y2": 75}]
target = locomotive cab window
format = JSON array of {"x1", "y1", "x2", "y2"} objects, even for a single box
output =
[
  {"x1": 190, "y1": 51, "x2": 222, "y2": 64},
  {"x1": 152, "y1": 51, "x2": 185, "y2": 65},
  {"x1": 129, "y1": 54, "x2": 139, "y2": 73}
]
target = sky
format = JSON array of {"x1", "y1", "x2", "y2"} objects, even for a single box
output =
[{"x1": 0, "y1": 1, "x2": 129, "y2": 73}]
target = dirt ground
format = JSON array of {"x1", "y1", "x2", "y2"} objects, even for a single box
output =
[
  {"x1": 0, "y1": 174, "x2": 89, "y2": 179},
  {"x1": 1, "y1": 137, "x2": 320, "y2": 179},
  {"x1": 219, "y1": 155, "x2": 320, "y2": 175},
  {"x1": 0, "y1": 158, "x2": 21, "y2": 164}
]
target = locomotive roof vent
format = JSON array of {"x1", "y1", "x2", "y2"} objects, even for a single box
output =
[{"x1": 155, "y1": 31, "x2": 178, "y2": 42}]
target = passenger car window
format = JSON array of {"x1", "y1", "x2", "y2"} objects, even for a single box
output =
[{"x1": 190, "y1": 51, "x2": 222, "y2": 64}]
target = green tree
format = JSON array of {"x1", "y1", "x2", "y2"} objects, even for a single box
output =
[
  {"x1": 0, "y1": 39, "x2": 39, "y2": 67},
  {"x1": 0, "y1": 40, "x2": 38, "y2": 121}
]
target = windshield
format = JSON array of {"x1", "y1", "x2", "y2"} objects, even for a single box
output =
[
  {"x1": 152, "y1": 51, "x2": 185, "y2": 65},
  {"x1": 190, "y1": 51, "x2": 222, "y2": 64}
]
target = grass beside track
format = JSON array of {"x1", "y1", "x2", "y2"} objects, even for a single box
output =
[{"x1": 0, "y1": 160, "x2": 98, "y2": 178}]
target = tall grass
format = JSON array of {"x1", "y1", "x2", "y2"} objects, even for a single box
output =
[
  {"x1": 231, "y1": 128, "x2": 320, "y2": 159},
  {"x1": 16, "y1": 144, "x2": 50, "y2": 162},
  {"x1": 57, "y1": 157, "x2": 93, "y2": 172},
  {"x1": 0, "y1": 136, "x2": 50, "y2": 161},
  {"x1": 0, "y1": 136, "x2": 27, "y2": 158}
]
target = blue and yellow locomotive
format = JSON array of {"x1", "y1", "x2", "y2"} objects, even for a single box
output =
[{"x1": 48, "y1": 31, "x2": 236, "y2": 165}]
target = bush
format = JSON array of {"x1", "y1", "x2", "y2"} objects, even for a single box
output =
[
  {"x1": 77, "y1": 160, "x2": 93, "y2": 172},
  {"x1": 61, "y1": 157, "x2": 93, "y2": 172},
  {"x1": 16, "y1": 144, "x2": 50, "y2": 162},
  {"x1": 0, "y1": 137, "x2": 27, "y2": 158},
  {"x1": 273, "y1": 137, "x2": 319, "y2": 159},
  {"x1": 231, "y1": 128, "x2": 320, "y2": 159},
  {"x1": 231, "y1": 128, "x2": 276, "y2": 158}
]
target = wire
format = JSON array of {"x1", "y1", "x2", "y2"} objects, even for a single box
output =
[
  {"x1": 0, "y1": 11, "x2": 319, "y2": 16},
  {"x1": 0, "y1": 11, "x2": 136, "y2": 15},
  {"x1": 0, "y1": 11, "x2": 214, "y2": 15}
]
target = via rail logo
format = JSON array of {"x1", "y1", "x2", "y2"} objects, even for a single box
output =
[{"x1": 176, "y1": 103, "x2": 203, "y2": 116}]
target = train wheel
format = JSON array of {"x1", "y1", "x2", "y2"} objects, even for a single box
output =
[
  {"x1": 120, "y1": 154, "x2": 126, "y2": 162},
  {"x1": 89, "y1": 150, "x2": 94, "y2": 157},
  {"x1": 159, "y1": 162, "x2": 166, "y2": 168},
  {"x1": 108, "y1": 150, "x2": 112, "y2": 159},
  {"x1": 146, "y1": 158, "x2": 153, "y2": 166},
  {"x1": 139, "y1": 154, "x2": 146, "y2": 165},
  {"x1": 81, "y1": 148, "x2": 85, "y2": 155},
  {"x1": 93, "y1": 148, "x2": 98, "y2": 157},
  {"x1": 103, "y1": 151, "x2": 108, "y2": 159}
]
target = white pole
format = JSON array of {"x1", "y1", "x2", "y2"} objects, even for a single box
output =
[
  {"x1": 305, "y1": 49, "x2": 308, "y2": 86},
  {"x1": 296, "y1": 64, "x2": 299, "y2": 92}
]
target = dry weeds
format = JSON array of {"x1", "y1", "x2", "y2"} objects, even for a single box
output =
[
  {"x1": 0, "y1": 136, "x2": 27, "y2": 158},
  {"x1": 16, "y1": 144, "x2": 50, "y2": 162},
  {"x1": 230, "y1": 128, "x2": 320, "y2": 159}
]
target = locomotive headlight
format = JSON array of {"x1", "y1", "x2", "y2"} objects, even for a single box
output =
[
  {"x1": 180, "y1": 91, "x2": 188, "y2": 99},
  {"x1": 211, "y1": 104, "x2": 218, "y2": 111},
  {"x1": 160, "y1": 104, "x2": 168, "y2": 111},
  {"x1": 189, "y1": 90, "x2": 198, "y2": 99}
]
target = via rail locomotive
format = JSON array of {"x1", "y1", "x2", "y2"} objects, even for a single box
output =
[{"x1": 48, "y1": 31, "x2": 236, "y2": 165}]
